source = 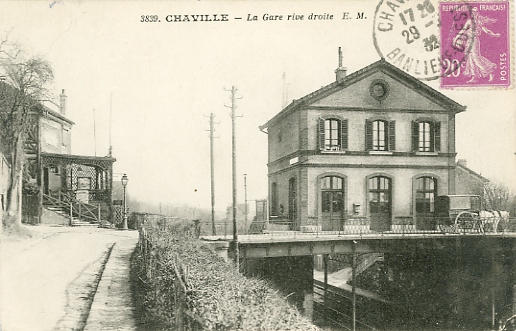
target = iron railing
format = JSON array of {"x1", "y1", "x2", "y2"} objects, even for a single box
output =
[{"x1": 197, "y1": 216, "x2": 516, "y2": 240}]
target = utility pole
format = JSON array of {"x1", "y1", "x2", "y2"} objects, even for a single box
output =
[
  {"x1": 244, "y1": 174, "x2": 248, "y2": 234},
  {"x1": 225, "y1": 86, "x2": 242, "y2": 269},
  {"x1": 352, "y1": 240, "x2": 357, "y2": 331},
  {"x1": 93, "y1": 108, "x2": 97, "y2": 157},
  {"x1": 209, "y1": 113, "x2": 217, "y2": 235}
]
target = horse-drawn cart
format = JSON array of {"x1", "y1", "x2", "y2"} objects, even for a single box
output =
[{"x1": 434, "y1": 195, "x2": 508, "y2": 233}]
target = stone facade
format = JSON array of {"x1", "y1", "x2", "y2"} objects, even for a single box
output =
[{"x1": 261, "y1": 59, "x2": 471, "y2": 231}]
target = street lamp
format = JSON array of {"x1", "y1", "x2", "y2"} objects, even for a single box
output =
[{"x1": 121, "y1": 174, "x2": 128, "y2": 230}]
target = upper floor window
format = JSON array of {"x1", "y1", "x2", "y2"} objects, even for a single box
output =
[
  {"x1": 412, "y1": 121, "x2": 440, "y2": 152},
  {"x1": 318, "y1": 118, "x2": 348, "y2": 151},
  {"x1": 366, "y1": 119, "x2": 395, "y2": 151}
]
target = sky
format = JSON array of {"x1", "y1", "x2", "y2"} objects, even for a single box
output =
[{"x1": 0, "y1": 0, "x2": 514, "y2": 214}]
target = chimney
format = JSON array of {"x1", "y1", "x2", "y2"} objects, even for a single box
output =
[
  {"x1": 457, "y1": 159, "x2": 467, "y2": 167},
  {"x1": 335, "y1": 47, "x2": 347, "y2": 82},
  {"x1": 59, "y1": 89, "x2": 67, "y2": 115}
]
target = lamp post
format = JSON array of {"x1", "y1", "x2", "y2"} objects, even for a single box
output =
[{"x1": 121, "y1": 174, "x2": 128, "y2": 230}]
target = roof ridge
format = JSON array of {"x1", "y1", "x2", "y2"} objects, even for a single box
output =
[{"x1": 261, "y1": 59, "x2": 466, "y2": 129}]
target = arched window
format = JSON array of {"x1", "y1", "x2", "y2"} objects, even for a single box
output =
[
  {"x1": 321, "y1": 176, "x2": 344, "y2": 213},
  {"x1": 415, "y1": 177, "x2": 437, "y2": 213},
  {"x1": 270, "y1": 182, "x2": 278, "y2": 216},
  {"x1": 288, "y1": 178, "x2": 297, "y2": 221},
  {"x1": 368, "y1": 175, "x2": 392, "y2": 231}
]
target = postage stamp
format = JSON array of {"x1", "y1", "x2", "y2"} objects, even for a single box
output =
[
  {"x1": 374, "y1": 0, "x2": 442, "y2": 81},
  {"x1": 440, "y1": 1, "x2": 511, "y2": 88}
]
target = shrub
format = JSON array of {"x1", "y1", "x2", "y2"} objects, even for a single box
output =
[{"x1": 132, "y1": 219, "x2": 319, "y2": 331}]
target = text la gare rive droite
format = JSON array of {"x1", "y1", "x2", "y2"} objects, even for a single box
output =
[{"x1": 140, "y1": 12, "x2": 367, "y2": 23}]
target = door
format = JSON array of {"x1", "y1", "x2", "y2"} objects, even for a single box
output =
[
  {"x1": 288, "y1": 178, "x2": 297, "y2": 230},
  {"x1": 43, "y1": 167, "x2": 49, "y2": 195},
  {"x1": 369, "y1": 176, "x2": 392, "y2": 231},
  {"x1": 321, "y1": 176, "x2": 344, "y2": 231},
  {"x1": 415, "y1": 177, "x2": 437, "y2": 230}
]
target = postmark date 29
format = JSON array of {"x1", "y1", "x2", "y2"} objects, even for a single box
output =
[{"x1": 141, "y1": 15, "x2": 160, "y2": 23}]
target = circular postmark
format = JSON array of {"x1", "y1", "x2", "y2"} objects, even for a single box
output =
[{"x1": 373, "y1": 0, "x2": 474, "y2": 81}]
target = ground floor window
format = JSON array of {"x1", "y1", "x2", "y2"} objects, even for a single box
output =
[
  {"x1": 369, "y1": 176, "x2": 391, "y2": 215},
  {"x1": 289, "y1": 178, "x2": 297, "y2": 221},
  {"x1": 415, "y1": 177, "x2": 437, "y2": 214},
  {"x1": 321, "y1": 176, "x2": 344, "y2": 213}
]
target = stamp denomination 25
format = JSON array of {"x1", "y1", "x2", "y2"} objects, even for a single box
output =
[{"x1": 374, "y1": 0, "x2": 442, "y2": 80}]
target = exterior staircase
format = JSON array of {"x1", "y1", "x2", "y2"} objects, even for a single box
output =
[
  {"x1": 42, "y1": 193, "x2": 102, "y2": 227},
  {"x1": 328, "y1": 253, "x2": 385, "y2": 285},
  {"x1": 355, "y1": 253, "x2": 384, "y2": 277}
]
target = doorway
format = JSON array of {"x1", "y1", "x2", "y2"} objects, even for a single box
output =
[{"x1": 369, "y1": 176, "x2": 392, "y2": 231}]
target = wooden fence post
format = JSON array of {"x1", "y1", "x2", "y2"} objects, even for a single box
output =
[
  {"x1": 97, "y1": 203, "x2": 101, "y2": 226},
  {"x1": 69, "y1": 202, "x2": 73, "y2": 226}
]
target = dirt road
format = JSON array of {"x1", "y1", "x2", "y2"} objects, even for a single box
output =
[{"x1": 0, "y1": 225, "x2": 138, "y2": 331}]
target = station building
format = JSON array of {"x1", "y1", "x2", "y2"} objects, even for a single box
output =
[{"x1": 260, "y1": 57, "x2": 485, "y2": 232}]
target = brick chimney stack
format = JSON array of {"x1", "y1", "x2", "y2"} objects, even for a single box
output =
[
  {"x1": 335, "y1": 47, "x2": 347, "y2": 82},
  {"x1": 59, "y1": 89, "x2": 67, "y2": 115}
]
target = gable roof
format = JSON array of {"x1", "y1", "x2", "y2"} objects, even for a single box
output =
[
  {"x1": 260, "y1": 58, "x2": 466, "y2": 130},
  {"x1": 38, "y1": 103, "x2": 75, "y2": 126},
  {"x1": 0, "y1": 81, "x2": 74, "y2": 125},
  {"x1": 456, "y1": 162, "x2": 489, "y2": 183}
]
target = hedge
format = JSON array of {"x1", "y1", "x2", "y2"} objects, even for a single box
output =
[{"x1": 132, "y1": 219, "x2": 320, "y2": 331}]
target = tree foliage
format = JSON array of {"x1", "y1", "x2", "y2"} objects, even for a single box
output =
[
  {"x1": 0, "y1": 37, "x2": 54, "y2": 231},
  {"x1": 483, "y1": 181, "x2": 512, "y2": 211}
]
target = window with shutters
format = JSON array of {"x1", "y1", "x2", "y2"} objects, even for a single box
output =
[
  {"x1": 318, "y1": 117, "x2": 348, "y2": 152},
  {"x1": 412, "y1": 120, "x2": 440, "y2": 152},
  {"x1": 366, "y1": 119, "x2": 395, "y2": 151}
]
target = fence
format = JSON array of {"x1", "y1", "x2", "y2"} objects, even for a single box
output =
[{"x1": 138, "y1": 225, "x2": 205, "y2": 331}]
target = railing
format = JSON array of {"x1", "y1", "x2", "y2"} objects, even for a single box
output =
[
  {"x1": 198, "y1": 216, "x2": 516, "y2": 240},
  {"x1": 43, "y1": 193, "x2": 101, "y2": 224},
  {"x1": 313, "y1": 279, "x2": 378, "y2": 331}
]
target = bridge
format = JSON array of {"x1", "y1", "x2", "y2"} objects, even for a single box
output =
[
  {"x1": 202, "y1": 224, "x2": 516, "y2": 258},
  {"x1": 201, "y1": 221, "x2": 516, "y2": 330}
]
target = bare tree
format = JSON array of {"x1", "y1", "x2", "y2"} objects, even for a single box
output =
[
  {"x1": 483, "y1": 182, "x2": 512, "y2": 211},
  {"x1": 0, "y1": 38, "x2": 53, "y2": 233}
]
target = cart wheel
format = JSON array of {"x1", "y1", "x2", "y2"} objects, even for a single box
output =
[{"x1": 455, "y1": 212, "x2": 474, "y2": 232}]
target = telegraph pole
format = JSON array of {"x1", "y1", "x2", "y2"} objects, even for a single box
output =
[
  {"x1": 209, "y1": 113, "x2": 217, "y2": 235},
  {"x1": 225, "y1": 86, "x2": 242, "y2": 269},
  {"x1": 244, "y1": 174, "x2": 248, "y2": 234}
]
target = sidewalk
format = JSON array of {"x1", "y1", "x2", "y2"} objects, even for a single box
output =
[{"x1": 84, "y1": 237, "x2": 138, "y2": 331}]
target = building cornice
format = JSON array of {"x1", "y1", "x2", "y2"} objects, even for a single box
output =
[
  {"x1": 268, "y1": 163, "x2": 456, "y2": 177},
  {"x1": 267, "y1": 149, "x2": 457, "y2": 168}
]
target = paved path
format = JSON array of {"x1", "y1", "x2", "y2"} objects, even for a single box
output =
[
  {"x1": 84, "y1": 238, "x2": 137, "y2": 331},
  {"x1": 0, "y1": 225, "x2": 138, "y2": 331}
]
